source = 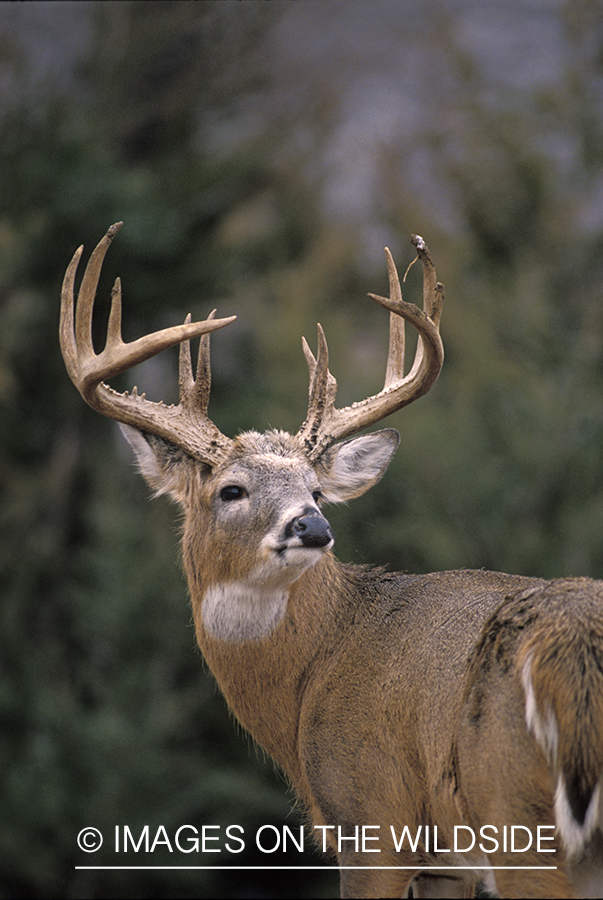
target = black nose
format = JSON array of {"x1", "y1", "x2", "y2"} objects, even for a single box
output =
[{"x1": 290, "y1": 512, "x2": 333, "y2": 548}]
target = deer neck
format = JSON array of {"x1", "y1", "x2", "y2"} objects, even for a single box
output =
[
  {"x1": 201, "y1": 581, "x2": 289, "y2": 642},
  {"x1": 190, "y1": 553, "x2": 353, "y2": 780}
]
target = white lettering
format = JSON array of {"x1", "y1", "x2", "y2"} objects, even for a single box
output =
[
  {"x1": 454, "y1": 825, "x2": 475, "y2": 853},
  {"x1": 433, "y1": 826, "x2": 450, "y2": 853},
  {"x1": 175, "y1": 825, "x2": 199, "y2": 853},
  {"x1": 201, "y1": 825, "x2": 221, "y2": 852},
  {"x1": 537, "y1": 825, "x2": 556, "y2": 852},
  {"x1": 479, "y1": 825, "x2": 499, "y2": 854},
  {"x1": 282, "y1": 825, "x2": 304, "y2": 852},
  {"x1": 150, "y1": 825, "x2": 173, "y2": 853},
  {"x1": 256, "y1": 824, "x2": 281, "y2": 853},
  {"x1": 338, "y1": 825, "x2": 360, "y2": 853},
  {"x1": 511, "y1": 826, "x2": 532, "y2": 852},
  {"x1": 123, "y1": 825, "x2": 149, "y2": 853},
  {"x1": 390, "y1": 825, "x2": 422, "y2": 853},
  {"x1": 362, "y1": 825, "x2": 380, "y2": 852},
  {"x1": 225, "y1": 824, "x2": 245, "y2": 853},
  {"x1": 313, "y1": 825, "x2": 334, "y2": 853}
]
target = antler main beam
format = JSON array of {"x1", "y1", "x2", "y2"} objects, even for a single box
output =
[
  {"x1": 297, "y1": 234, "x2": 444, "y2": 460},
  {"x1": 61, "y1": 225, "x2": 443, "y2": 467},
  {"x1": 60, "y1": 223, "x2": 236, "y2": 465}
]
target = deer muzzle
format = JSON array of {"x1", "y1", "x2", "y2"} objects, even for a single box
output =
[{"x1": 288, "y1": 511, "x2": 333, "y2": 549}]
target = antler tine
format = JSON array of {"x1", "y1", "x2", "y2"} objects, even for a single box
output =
[
  {"x1": 75, "y1": 222, "x2": 123, "y2": 360},
  {"x1": 384, "y1": 311, "x2": 405, "y2": 391},
  {"x1": 178, "y1": 313, "x2": 195, "y2": 400},
  {"x1": 61, "y1": 224, "x2": 124, "y2": 384},
  {"x1": 107, "y1": 277, "x2": 124, "y2": 348},
  {"x1": 299, "y1": 326, "x2": 338, "y2": 453},
  {"x1": 189, "y1": 309, "x2": 216, "y2": 416},
  {"x1": 374, "y1": 240, "x2": 444, "y2": 391},
  {"x1": 60, "y1": 224, "x2": 236, "y2": 466},
  {"x1": 383, "y1": 251, "x2": 405, "y2": 391},
  {"x1": 178, "y1": 312, "x2": 214, "y2": 415},
  {"x1": 297, "y1": 235, "x2": 444, "y2": 461},
  {"x1": 59, "y1": 244, "x2": 84, "y2": 384},
  {"x1": 412, "y1": 233, "x2": 442, "y2": 325}
]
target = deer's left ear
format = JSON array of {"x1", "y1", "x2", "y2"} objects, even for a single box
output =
[
  {"x1": 314, "y1": 428, "x2": 399, "y2": 503},
  {"x1": 120, "y1": 424, "x2": 197, "y2": 505}
]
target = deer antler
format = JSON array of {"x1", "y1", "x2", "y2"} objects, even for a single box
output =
[
  {"x1": 297, "y1": 235, "x2": 444, "y2": 460},
  {"x1": 60, "y1": 223, "x2": 236, "y2": 466}
]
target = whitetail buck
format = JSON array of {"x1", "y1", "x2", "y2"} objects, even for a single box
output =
[{"x1": 61, "y1": 223, "x2": 603, "y2": 899}]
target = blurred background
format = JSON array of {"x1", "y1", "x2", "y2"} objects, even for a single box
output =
[{"x1": 1, "y1": 1, "x2": 603, "y2": 897}]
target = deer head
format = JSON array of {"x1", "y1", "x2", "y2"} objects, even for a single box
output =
[{"x1": 60, "y1": 223, "x2": 444, "y2": 641}]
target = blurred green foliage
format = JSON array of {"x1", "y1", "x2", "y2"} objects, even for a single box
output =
[{"x1": 1, "y1": 2, "x2": 603, "y2": 898}]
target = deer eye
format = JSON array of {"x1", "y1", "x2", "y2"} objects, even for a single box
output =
[{"x1": 220, "y1": 485, "x2": 248, "y2": 502}]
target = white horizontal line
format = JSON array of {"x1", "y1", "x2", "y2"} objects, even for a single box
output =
[{"x1": 75, "y1": 865, "x2": 557, "y2": 871}]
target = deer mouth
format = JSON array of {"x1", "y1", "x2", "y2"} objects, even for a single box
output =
[
  {"x1": 272, "y1": 540, "x2": 334, "y2": 574},
  {"x1": 274, "y1": 540, "x2": 333, "y2": 557}
]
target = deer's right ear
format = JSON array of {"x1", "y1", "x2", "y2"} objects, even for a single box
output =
[
  {"x1": 120, "y1": 424, "x2": 196, "y2": 505},
  {"x1": 316, "y1": 428, "x2": 399, "y2": 503}
]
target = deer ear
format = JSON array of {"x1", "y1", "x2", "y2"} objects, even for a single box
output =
[
  {"x1": 120, "y1": 424, "x2": 196, "y2": 505},
  {"x1": 315, "y1": 428, "x2": 399, "y2": 503}
]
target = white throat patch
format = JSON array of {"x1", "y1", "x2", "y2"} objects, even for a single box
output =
[{"x1": 202, "y1": 582, "x2": 288, "y2": 642}]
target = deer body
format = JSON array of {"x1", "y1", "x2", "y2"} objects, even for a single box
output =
[{"x1": 61, "y1": 225, "x2": 603, "y2": 898}]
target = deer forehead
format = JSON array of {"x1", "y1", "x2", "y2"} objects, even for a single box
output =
[{"x1": 213, "y1": 450, "x2": 321, "y2": 503}]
